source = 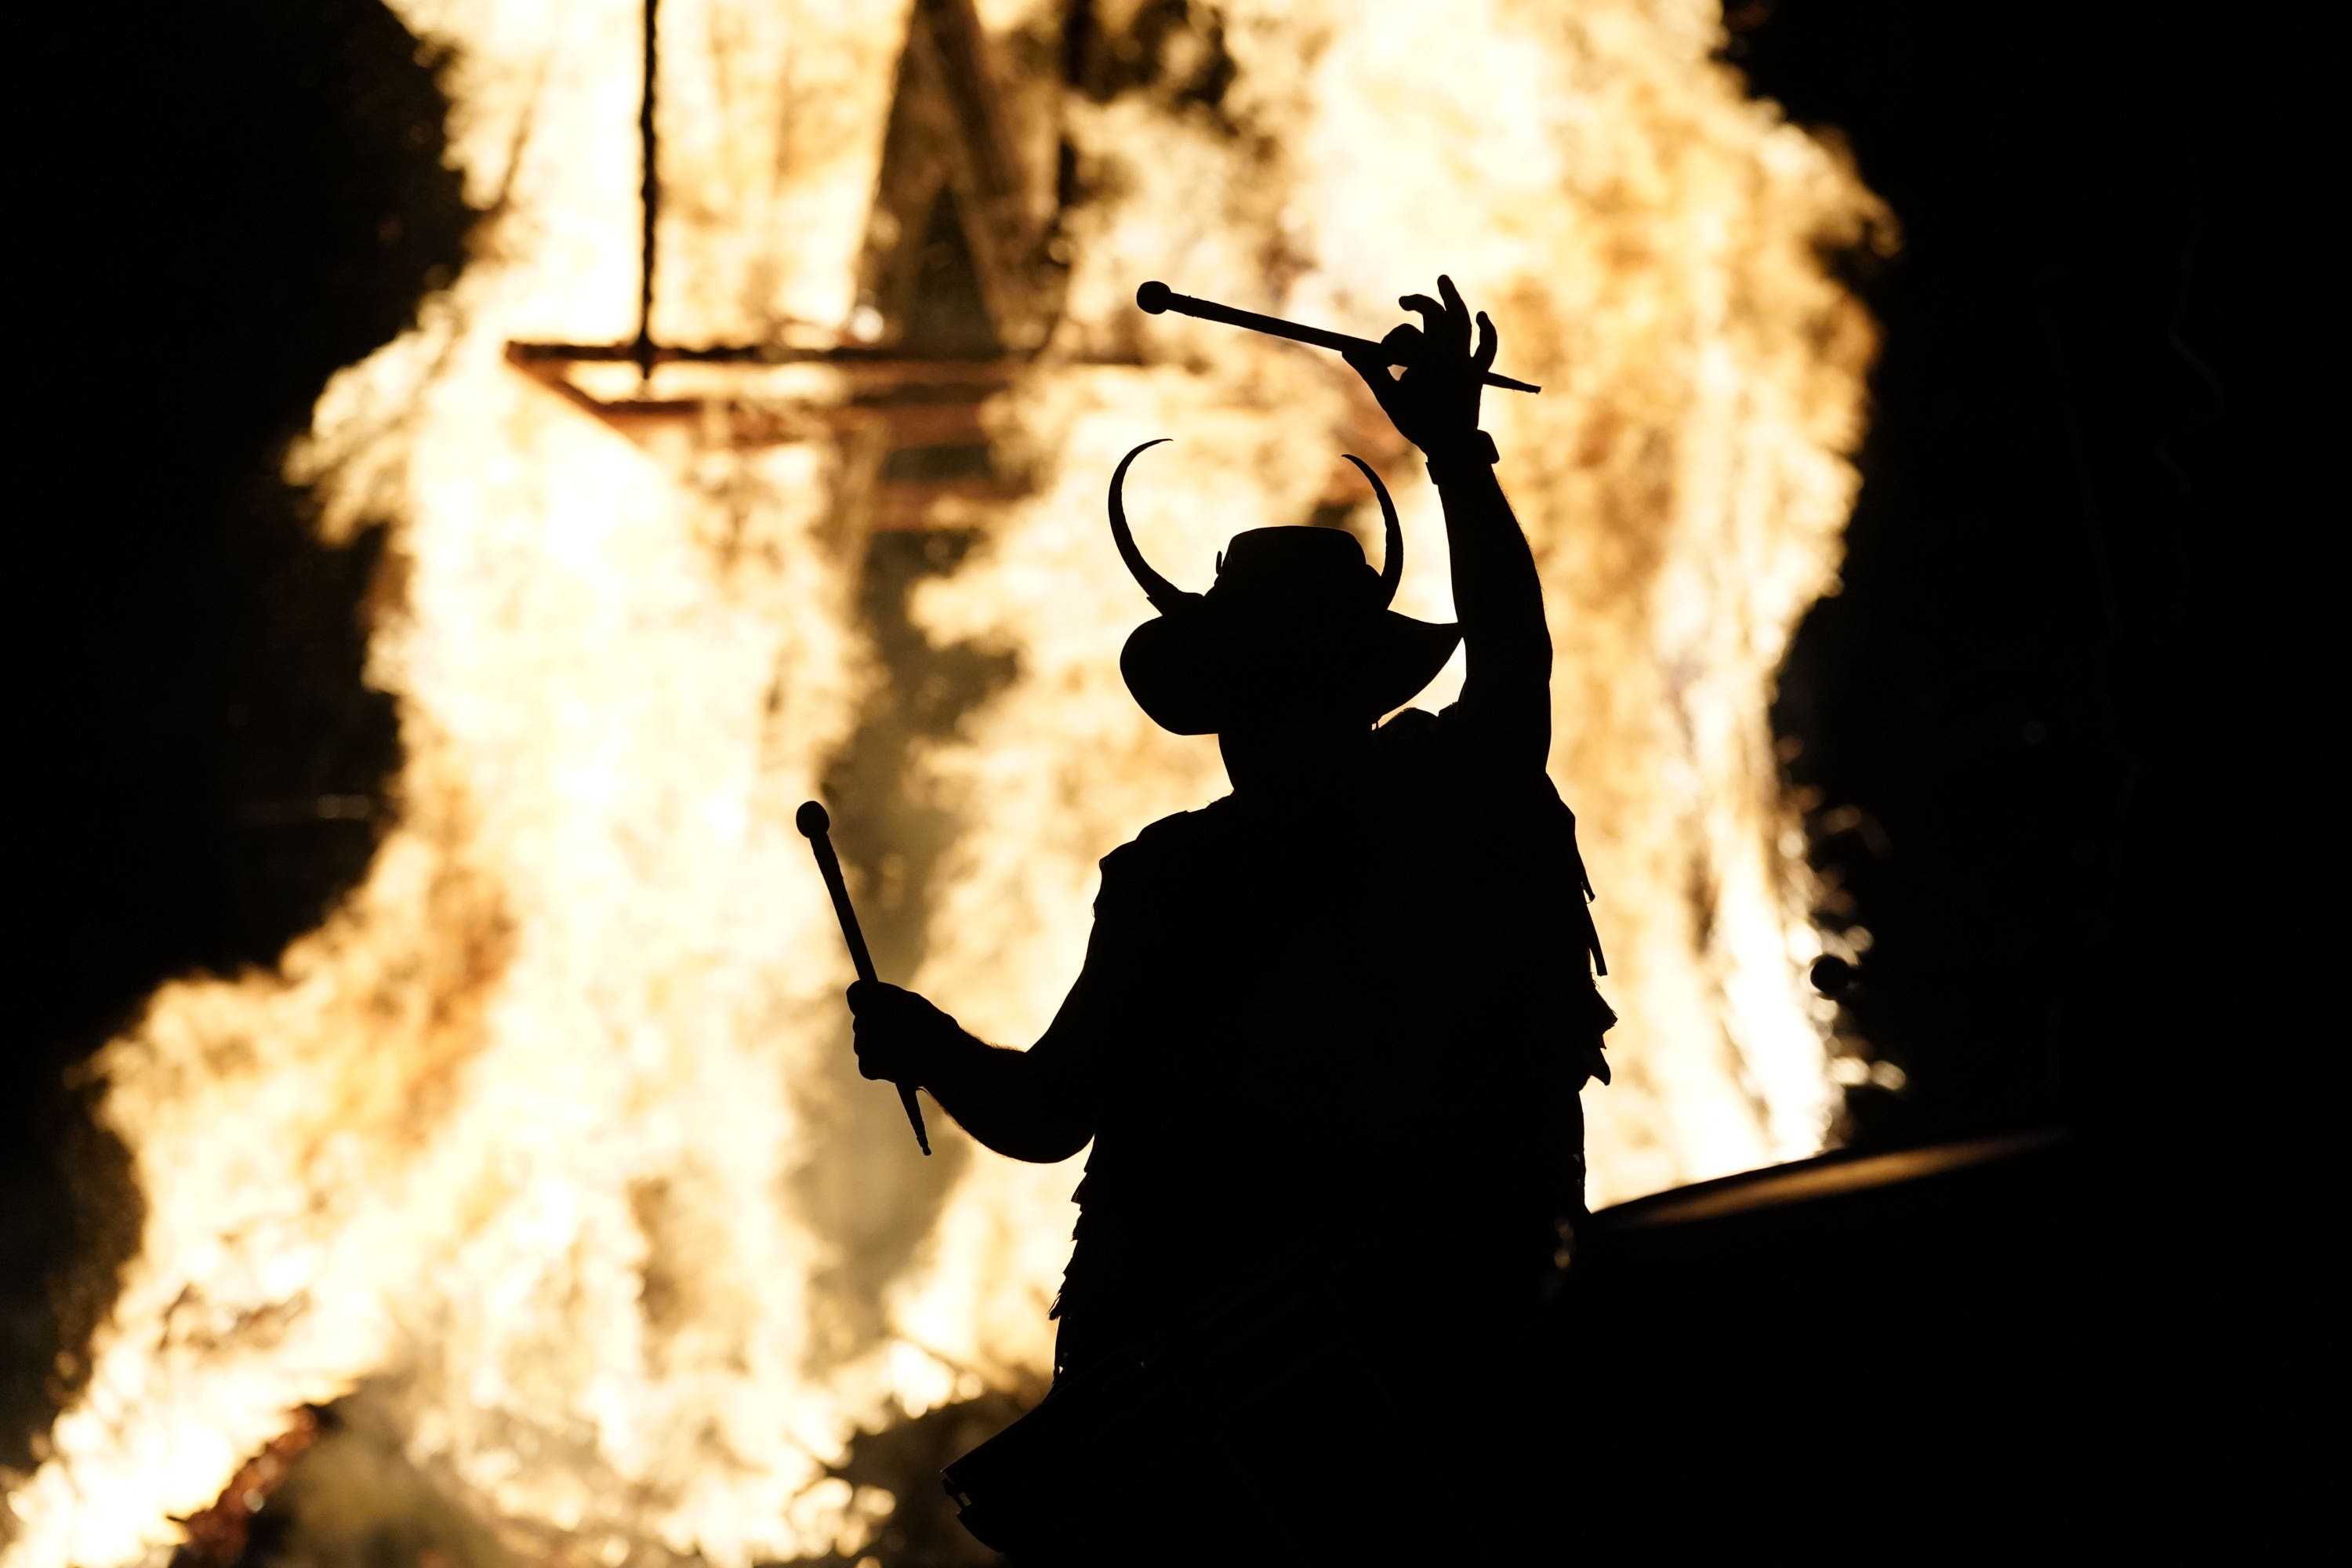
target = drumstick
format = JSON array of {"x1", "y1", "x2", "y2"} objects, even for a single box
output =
[
  {"x1": 797, "y1": 800, "x2": 931, "y2": 1155},
  {"x1": 1135, "y1": 280, "x2": 1541, "y2": 394}
]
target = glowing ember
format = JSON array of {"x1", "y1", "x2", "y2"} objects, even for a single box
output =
[{"x1": 3, "y1": 2, "x2": 1878, "y2": 1563}]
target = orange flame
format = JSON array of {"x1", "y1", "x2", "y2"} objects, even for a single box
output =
[{"x1": 4, "y1": 2, "x2": 1879, "y2": 1563}]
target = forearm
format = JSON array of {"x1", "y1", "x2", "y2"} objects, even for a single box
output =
[
  {"x1": 916, "y1": 1033, "x2": 1094, "y2": 1163},
  {"x1": 1434, "y1": 459, "x2": 1548, "y2": 655},
  {"x1": 1432, "y1": 450, "x2": 1552, "y2": 755},
  {"x1": 1345, "y1": 275, "x2": 1552, "y2": 744}
]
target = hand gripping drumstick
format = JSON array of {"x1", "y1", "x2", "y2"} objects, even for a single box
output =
[
  {"x1": 1135, "y1": 280, "x2": 1541, "y2": 394},
  {"x1": 797, "y1": 800, "x2": 931, "y2": 1155}
]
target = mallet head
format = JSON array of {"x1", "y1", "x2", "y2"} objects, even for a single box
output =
[
  {"x1": 795, "y1": 800, "x2": 831, "y2": 839},
  {"x1": 1809, "y1": 954, "x2": 1859, "y2": 999},
  {"x1": 1135, "y1": 280, "x2": 1173, "y2": 314}
]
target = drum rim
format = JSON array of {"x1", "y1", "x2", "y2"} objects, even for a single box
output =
[{"x1": 1586, "y1": 1127, "x2": 2068, "y2": 1233}]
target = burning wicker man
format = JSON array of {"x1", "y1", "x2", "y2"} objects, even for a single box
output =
[{"x1": 848, "y1": 278, "x2": 1614, "y2": 1556}]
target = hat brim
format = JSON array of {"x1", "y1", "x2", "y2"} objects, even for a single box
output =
[{"x1": 1122, "y1": 609, "x2": 1462, "y2": 736}]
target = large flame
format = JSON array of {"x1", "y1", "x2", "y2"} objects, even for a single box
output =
[{"x1": 5, "y1": 2, "x2": 1878, "y2": 1563}]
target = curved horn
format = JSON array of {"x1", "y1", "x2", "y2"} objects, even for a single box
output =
[
  {"x1": 1342, "y1": 454, "x2": 1403, "y2": 608},
  {"x1": 1109, "y1": 438, "x2": 1186, "y2": 611}
]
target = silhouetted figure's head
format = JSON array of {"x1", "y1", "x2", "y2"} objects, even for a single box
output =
[{"x1": 1107, "y1": 441, "x2": 1460, "y2": 796}]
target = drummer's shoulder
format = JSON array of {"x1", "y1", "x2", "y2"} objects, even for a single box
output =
[
  {"x1": 1371, "y1": 705, "x2": 1454, "y2": 782},
  {"x1": 1098, "y1": 798, "x2": 1240, "y2": 881},
  {"x1": 1375, "y1": 704, "x2": 1446, "y2": 751},
  {"x1": 1388, "y1": 701, "x2": 1564, "y2": 776}
]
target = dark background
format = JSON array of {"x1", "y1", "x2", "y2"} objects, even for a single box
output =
[
  {"x1": 1736, "y1": 0, "x2": 2326, "y2": 1472},
  {"x1": 13, "y1": 0, "x2": 2325, "y2": 1543}
]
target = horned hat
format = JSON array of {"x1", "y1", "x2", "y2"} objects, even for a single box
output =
[{"x1": 1108, "y1": 440, "x2": 1462, "y2": 735}]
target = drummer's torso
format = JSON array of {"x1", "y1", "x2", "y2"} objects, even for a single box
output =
[
  {"x1": 1073, "y1": 785, "x2": 1545, "y2": 1283},
  {"x1": 1091, "y1": 789, "x2": 1494, "y2": 1154},
  {"x1": 1051, "y1": 724, "x2": 1592, "y2": 1384}
]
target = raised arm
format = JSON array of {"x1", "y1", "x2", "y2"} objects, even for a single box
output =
[{"x1": 1345, "y1": 276, "x2": 1552, "y2": 771}]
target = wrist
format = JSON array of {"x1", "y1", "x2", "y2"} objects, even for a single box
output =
[
  {"x1": 1423, "y1": 430, "x2": 1499, "y2": 483},
  {"x1": 916, "y1": 1014, "x2": 982, "y2": 1079}
]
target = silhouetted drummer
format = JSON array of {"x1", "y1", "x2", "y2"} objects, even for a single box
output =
[{"x1": 849, "y1": 277, "x2": 1612, "y2": 1558}]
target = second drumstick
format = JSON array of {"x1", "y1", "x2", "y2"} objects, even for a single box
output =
[{"x1": 1135, "y1": 280, "x2": 1541, "y2": 394}]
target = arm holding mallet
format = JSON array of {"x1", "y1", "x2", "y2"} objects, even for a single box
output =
[
  {"x1": 797, "y1": 800, "x2": 931, "y2": 1154},
  {"x1": 800, "y1": 802, "x2": 1097, "y2": 1163}
]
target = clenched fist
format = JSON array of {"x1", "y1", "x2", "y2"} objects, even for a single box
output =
[{"x1": 848, "y1": 979, "x2": 967, "y2": 1086}]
